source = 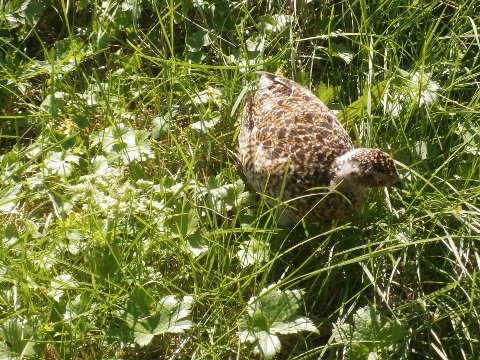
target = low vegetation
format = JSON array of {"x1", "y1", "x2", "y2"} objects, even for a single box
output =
[{"x1": 1, "y1": 0, "x2": 479, "y2": 358}]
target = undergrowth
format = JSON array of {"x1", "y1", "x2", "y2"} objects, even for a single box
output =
[{"x1": 1, "y1": 0, "x2": 479, "y2": 359}]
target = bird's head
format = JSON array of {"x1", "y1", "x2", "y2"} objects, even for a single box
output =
[{"x1": 331, "y1": 148, "x2": 403, "y2": 189}]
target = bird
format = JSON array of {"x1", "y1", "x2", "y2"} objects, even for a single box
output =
[{"x1": 238, "y1": 71, "x2": 402, "y2": 223}]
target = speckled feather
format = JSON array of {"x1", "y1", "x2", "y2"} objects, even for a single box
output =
[{"x1": 238, "y1": 72, "x2": 402, "y2": 223}]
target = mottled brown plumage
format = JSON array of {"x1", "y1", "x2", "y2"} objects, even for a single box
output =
[{"x1": 238, "y1": 71, "x2": 402, "y2": 223}]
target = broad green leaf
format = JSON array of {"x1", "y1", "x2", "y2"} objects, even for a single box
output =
[
  {"x1": 414, "y1": 141, "x2": 439, "y2": 160},
  {"x1": 133, "y1": 326, "x2": 155, "y2": 348},
  {"x1": 0, "y1": 318, "x2": 34, "y2": 357},
  {"x1": 270, "y1": 316, "x2": 318, "y2": 334},
  {"x1": 0, "y1": 341, "x2": 10, "y2": 360},
  {"x1": 456, "y1": 121, "x2": 480, "y2": 155},
  {"x1": 126, "y1": 295, "x2": 194, "y2": 347},
  {"x1": 124, "y1": 287, "x2": 152, "y2": 319},
  {"x1": 4, "y1": 0, "x2": 44, "y2": 28},
  {"x1": 332, "y1": 305, "x2": 408, "y2": 358},
  {"x1": 408, "y1": 70, "x2": 439, "y2": 106},
  {"x1": 239, "y1": 285, "x2": 318, "y2": 358},
  {"x1": 240, "y1": 329, "x2": 281, "y2": 359},
  {"x1": 331, "y1": 41, "x2": 355, "y2": 64},
  {"x1": 257, "y1": 14, "x2": 293, "y2": 33},
  {"x1": 151, "y1": 115, "x2": 170, "y2": 138},
  {"x1": 337, "y1": 80, "x2": 388, "y2": 125},
  {"x1": 95, "y1": 124, "x2": 154, "y2": 164},
  {"x1": 190, "y1": 115, "x2": 220, "y2": 133},
  {"x1": 39, "y1": 91, "x2": 67, "y2": 116},
  {"x1": 185, "y1": 230, "x2": 208, "y2": 257},
  {"x1": 47, "y1": 274, "x2": 77, "y2": 301},
  {"x1": 192, "y1": 87, "x2": 223, "y2": 107},
  {"x1": 3, "y1": 226, "x2": 20, "y2": 246},
  {"x1": 47, "y1": 190, "x2": 77, "y2": 218},
  {"x1": 0, "y1": 319, "x2": 25, "y2": 355},
  {"x1": 255, "y1": 331, "x2": 281, "y2": 359},
  {"x1": 121, "y1": 129, "x2": 154, "y2": 163},
  {"x1": 246, "y1": 35, "x2": 265, "y2": 54},
  {"x1": 315, "y1": 82, "x2": 341, "y2": 105},
  {"x1": 385, "y1": 69, "x2": 439, "y2": 118},
  {"x1": 0, "y1": 184, "x2": 21, "y2": 213},
  {"x1": 165, "y1": 207, "x2": 199, "y2": 238},
  {"x1": 44, "y1": 151, "x2": 80, "y2": 178},
  {"x1": 204, "y1": 177, "x2": 247, "y2": 213},
  {"x1": 249, "y1": 286, "x2": 303, "y2": 322},
  {"x1": 237, "y1": 237, "x2": 270, "y2": 267},
  {"x1": 186, "y1": 30, "x2": 211, "y2": 52}
]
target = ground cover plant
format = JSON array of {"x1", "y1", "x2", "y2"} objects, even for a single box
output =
[{"x1": 1, "y1": 0, "x2": 479, "y2": 358}]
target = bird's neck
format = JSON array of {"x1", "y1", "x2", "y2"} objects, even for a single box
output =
[{"x1": 330, "y1": 148, "x2": 371, "y2": 188}]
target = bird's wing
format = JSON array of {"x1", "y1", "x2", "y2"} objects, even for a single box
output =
[{"x1": 244, "y1": 73, "x2": 354, "y2": 179}]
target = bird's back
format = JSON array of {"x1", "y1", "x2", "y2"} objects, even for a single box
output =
[{"x1": 239, "y1": 72, "x2": 353, "y2": 187}]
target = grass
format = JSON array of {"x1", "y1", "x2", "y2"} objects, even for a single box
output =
[{"x1": 1, "y1": 0, "x2": 480, "y2": 358}]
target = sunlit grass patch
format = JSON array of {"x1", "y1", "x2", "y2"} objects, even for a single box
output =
[{"x1": 1, "y1": 0, "x2": 480, "y2": 358}]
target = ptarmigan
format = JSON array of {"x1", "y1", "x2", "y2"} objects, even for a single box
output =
[{"x1": 238, "y1": 71, "x2": 402, "y2": 223}]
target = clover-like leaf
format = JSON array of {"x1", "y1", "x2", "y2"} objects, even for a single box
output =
[
  {"x1": 121, "y1": 128, "x2": 154, "y2": 163},
  {"x1": 270, "y1": 315, "x2": 319, "y2": 334},
  {"x1": 184, "y1": 230, "x2": 208, "y2": 257},
  {"x1": 239, "y1": 284, "x2": 318, "y2": 358},
  {"x1": 94, "y1": 123, "x2": 154, "y2": 164},
  {"x1": 330, "y1": 41, "x2": 355, "y2": 64},
  {"x1": 332, "y1": 305, "x2": 408, "y2": 359},
  {"x1": 190, "y1": 115, "x2": 220, "y2": 133},
  {"x1": 239, "y1": 330, "x2": 281, "y2": 359},
  {"x1": 44, "y1": 150, "x2": 80, "y2": 178},
  {"x1": 257, "y1": 14, "x2": 293, "y2": 33},
  {"x1": 124, "y1": 295, "x2": 194, "y2": 347},
  {"x1": 203, "y1": 177, "x2": 247, "y2": 213},
  {"x1": 237, "y1": 237, "x2": 270, "y2": 267},
  {"x1": 164, "y1": 207, "x2": 199, "y2": 239},
  {"x1": 47, "y1": 274, "x2": 77, "y2": 302}
]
